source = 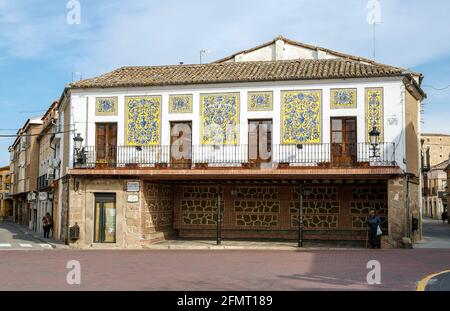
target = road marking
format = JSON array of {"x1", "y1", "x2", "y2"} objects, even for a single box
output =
[
  {"x1": 0, "y1": 243, "x2": 12, "y2": 248},
  {"x1": 40, "y1": 244, "x2": 52, "y2": 249},
  {"x1": 19, "y1": 243, "x2": 33, "y2": 248},
  {"x1": 417, "y1": 270, "x2": 450, "y2": 291}
]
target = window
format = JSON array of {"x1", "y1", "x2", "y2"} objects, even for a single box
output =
[{"x1": 94, "y1": 193, "x2": 116, "y2": 243}]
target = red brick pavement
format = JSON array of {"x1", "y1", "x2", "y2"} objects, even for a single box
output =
[{"x1": 0, "y1": 249, "x2": 449, "y2": 291}]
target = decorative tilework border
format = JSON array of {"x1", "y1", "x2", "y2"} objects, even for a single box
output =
[
  {"x1": 280, "y1": 90, "x2": 322, "y2": 144},
  {"x1": 330, "y1": 88, "x2": 357, "y2": 109},
  {"x1": 365, "y1": 87, "x2": 384, "y2": 143},
  {"x1": 95, "y1": 97, "x2": 118, "y2": 116},
  {"x1": 169, "y1": 94, "x2": 193, "y2": 114},
  {"x1": 247, "y1": 91, "x2": 273, "y2": 111},
  {"x1": 200, "y1": 92, "x2": 240, "y2": 146},
  {"x1": 125, "y1": 96, "x2": 162, "y2": 146}
]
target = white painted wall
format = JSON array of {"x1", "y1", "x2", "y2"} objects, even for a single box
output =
[
  {"x1": 227, "y1": 40, "x2": 340, "y2": 62},
  {"x1": 68, "y1": 77, "x2": 406, "y2": 170}
]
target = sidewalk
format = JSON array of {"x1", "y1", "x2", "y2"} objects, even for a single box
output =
[
  {"x1": 144, "y1": 239, "x2": 370, "y2": 251},
  {"x1": 415, "y1": 217, "x2": 450, "y2": 249},
  {"x1": 3, "y1": 219, "x2": 69, "y2": 250}
]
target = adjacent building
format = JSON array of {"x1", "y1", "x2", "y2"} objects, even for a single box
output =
[
  {"x1": 423, "y1": 160, "x2": 448, "y2": 219},
  {"x1": 36, "y1": 101, "x2": 59, "y2": 236},
  {"x1": 9, "y1": 117, "x2": 43, "y2": 228},
  {"x1": 51, "y1": 36, "x2": 425, "y2": 249},
  {"x1": 445, "y1": 162, "x2": 450, "y2": 223},
  {"x1": 421, "y1": 134, "x2": 450, "y2": 167},
  {"x1": 0, "y1": 166, "x2": 12, "y2": 219}
]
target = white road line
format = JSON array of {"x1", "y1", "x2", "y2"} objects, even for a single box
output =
[
  {"x1": 40, "y1": 244, "x2": 52, "y2": 248},
  {"x1": 19, "y1": 243, "x2": 33, "y2": 248},
  {"x1": 0, "y1": 243, "x2": 12, "y2": 248}
]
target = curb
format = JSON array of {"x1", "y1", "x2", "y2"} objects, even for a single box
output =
[
  {"x1": 10, "y1": 222, "x2": 68, "y2": 249},
  {"x1": 417, "y1": 270, "x2": 450, "y2": 291},
  {"x1": 143, "y1": 245, "x2": 372, "y2": 251}
]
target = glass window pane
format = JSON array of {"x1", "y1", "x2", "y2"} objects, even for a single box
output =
[
  {"x1": 332, "y1": 132, "x2": 342, "y2": 143},
  {"x1": 332, "y1": 119, "x2": 342, "y2": 131}
]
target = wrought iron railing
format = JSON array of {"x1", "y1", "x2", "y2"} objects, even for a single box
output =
[{"x1": 73, "y1": 143, "x2": 396, "y2": 169}]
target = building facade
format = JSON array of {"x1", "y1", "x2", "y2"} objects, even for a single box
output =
[
  {"x1": 53, "y1": 37, "x2": 425, "y2": 248},
  {"x1": 445, "y1": 163, "x2": 450, "y2": 224},
  {"x1": 423, "y1": 160, "x2": 448, "y2": 219},
  {"x1": 9, "y1": 118, "x2": 43, "y2": 228},
  {"x1": 0, "y1": 166, "x2": 12, "y2": 220},
  {"x1": 422, "y1": 134, "x2": 450, "y2": 167},
  {"x1": 36, "y1": 101, "x2": 59, "y2": 236}
]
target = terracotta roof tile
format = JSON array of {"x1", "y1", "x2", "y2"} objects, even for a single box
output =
[{"x1": 70, "y1": 59, "x2": 406, "y2": 89}]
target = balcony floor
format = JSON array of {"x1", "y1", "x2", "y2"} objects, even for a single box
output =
[{"x1": 69, "y1": 166, "x2": 401, "y2": 180}]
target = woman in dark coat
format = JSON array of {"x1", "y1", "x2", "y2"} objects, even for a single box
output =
[{"x1": 367, "y1": 209, "x2": 381, "y2": 249}]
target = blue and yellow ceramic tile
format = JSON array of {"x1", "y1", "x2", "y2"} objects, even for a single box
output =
[
  {"x1": 201, "y1": 93, "x2": 239, "y2": 145},
  {"x1": 169, "y1": 94, "x2": 193, "y2": 114},
  {"x1": 95, "y1": 97, "x2": 118, "y2": 116},
  {"x1": 248, "y1": 91, "x2": 273, "y2": 111},
  {"x1": 330, "y1": 89, "x2": 357, "y2": 109},
  {"x1": 281, "y1": 90, "x2": 321, "y2": 144},
  {"x1": 125, "y1": 96, "x2": 161, "y2": 146},
  {"x1": 365, "y1": 88, "x2": 384, "y2": 142}
]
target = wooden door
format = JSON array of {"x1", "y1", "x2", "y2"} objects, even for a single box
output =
[
  {"x1": 331, "y1": 117, "x2": 357, "y2": 166},
  {"x1": 248, "y1": 120, "x2": 272, "y2": 165},
  {"x1": 170, "y1": 121, "x2": 192, "y2": 169},
  {"x1": 96, "y1": 123, "x2": 117, "y2": 167}
]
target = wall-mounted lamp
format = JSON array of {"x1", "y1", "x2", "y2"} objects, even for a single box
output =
[
  {"x1": 73, "y1": 134, "x2": 86, "y2": 165},
  {"x1": 369, "y1": 126, "x2": 381, "y2": 158}
]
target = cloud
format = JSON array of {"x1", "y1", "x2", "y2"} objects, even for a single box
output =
[
  {"x1": 1, "y1": 0, "x2": 450, "y2": 74},
  {"x1": 0, "y1": 0, "x2": 449, "y2": 139}
]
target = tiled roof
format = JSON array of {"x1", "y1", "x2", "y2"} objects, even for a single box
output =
[
  {"x1": 70, "y1": 59, "x2": 407, "y2": 89},
  {"x1": 432, "y1": 159, "x2": 449, "y2": 171}
]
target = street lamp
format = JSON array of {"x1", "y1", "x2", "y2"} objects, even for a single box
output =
[
  {"x1": 369, "y1": 126, "x2": 381, "y2": 158},
  {"x1": 73, "y1": 133, "x2": 84, "y2": 151},
  {"x1": 73, "y1": 134, "x2": 85, "y2": 165}
]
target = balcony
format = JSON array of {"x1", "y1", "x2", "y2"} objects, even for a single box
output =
[
  {"x1": 73, "y1": 143, "x2": 396, "y2": 170},
  {"x1": 37, "y1": 174, "x2": 49, "y2": 191}
]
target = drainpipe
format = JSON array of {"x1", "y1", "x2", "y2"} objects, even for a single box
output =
[{"x1": 65, "y1": 175, "x2": 70, "y2": 245}]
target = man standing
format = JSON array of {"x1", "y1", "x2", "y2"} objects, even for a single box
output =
[{"x1": 367, "y1": 209, "x2": 382, "y2": 249}]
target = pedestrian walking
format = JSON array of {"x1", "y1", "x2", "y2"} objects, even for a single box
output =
[
  {"x1": 442, "y1": 211, "x2": 448, "y2": 224},
  {"x1": 42, "y1": 212, "x2": 53, "y2": 239},
  {"x1": 367, "y1": 209, "x2": 382, "y2": 249}
]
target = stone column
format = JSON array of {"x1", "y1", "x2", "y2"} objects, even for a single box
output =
[{"x1": 388, "y1": 176, "x2": 406, "y2": 247}]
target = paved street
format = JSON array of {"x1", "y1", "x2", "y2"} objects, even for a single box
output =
[
  {"x1": 0, "y1": 221, "x2": 54, "y2": 250},
  {"x1": 415, "y1": 218, "x2": 450, "y2": 249},
  {"x1": 0, "y1": 219, "x2": 449, "y2": 291},
  {"x1": 0, "y1": 248, "x2": 449, "y2": 291}
]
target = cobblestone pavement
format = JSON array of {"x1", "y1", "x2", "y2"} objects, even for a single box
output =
[{"x1": 0, "y1": 249, "x2": 449, "y2": 291}]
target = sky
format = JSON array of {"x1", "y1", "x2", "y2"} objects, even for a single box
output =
[{"x1": 0, "y1": 0, "x2": 449, "y2": 165}]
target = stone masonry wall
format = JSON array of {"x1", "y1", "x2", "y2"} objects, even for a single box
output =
[{"x1": 68, "y1": 178, "x2": 142, "y2": 249}]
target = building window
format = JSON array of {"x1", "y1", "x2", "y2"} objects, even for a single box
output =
[{"x1": 94, "y1": 193, "x2": 116, "y2": 243}]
